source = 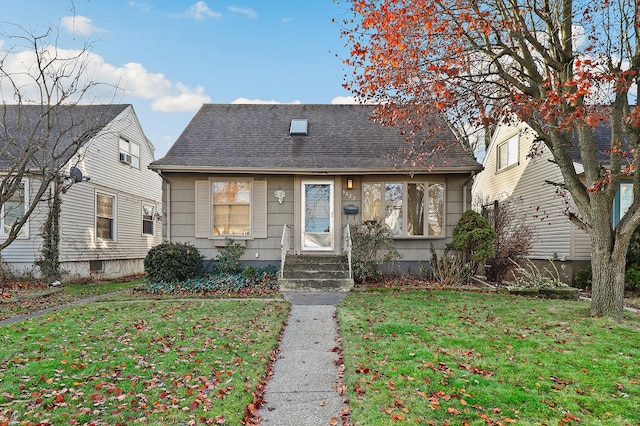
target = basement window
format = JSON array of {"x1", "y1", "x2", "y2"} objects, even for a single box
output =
[{"x1": 289, "y1": 119, "x2": 308, "y2": 136}]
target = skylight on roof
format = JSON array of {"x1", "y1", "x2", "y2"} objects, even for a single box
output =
[{"x1": 289, "y1": 118, "x2": 308, "y2": 135}]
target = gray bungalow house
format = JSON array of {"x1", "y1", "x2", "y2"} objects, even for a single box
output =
[{"x1": 150, "y1": 104, "x2": 482, "y2": 288}]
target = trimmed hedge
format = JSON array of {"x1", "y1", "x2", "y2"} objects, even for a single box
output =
[{"x1": 144, "y1": 241, "x2": 204, "y2": 284}]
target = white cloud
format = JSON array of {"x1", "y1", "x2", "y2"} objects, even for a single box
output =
[
  {"x1": 152, "y1": 83, "x2": 210, "y2": 112},
  {"x1": 129, "y1": 1, "x2": 151, "y2": 13},
  {"x1": 231, "y1": 98, "x2": 301, "y2": 104},
  {"x1": 0, "y1": 42, "x2": 210, "y2": 113},
  {"x1": 60, "y1": 16, "x2": 98, "y2": 36},
  {"x1": 186, "y1": 1, "x2": 220, "y2": 20},
  {"x1": 227, "y1": 6, "x2": 257, "y2": 18},
  {"x1": 331, "y1": 96, "x2": 359, "y2": 104}
]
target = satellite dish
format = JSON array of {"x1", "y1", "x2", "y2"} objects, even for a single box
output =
[{"x1": 69, "y1": 166, "x2": 84, "y2": 183}]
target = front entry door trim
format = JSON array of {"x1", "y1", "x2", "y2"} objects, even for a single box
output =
[{"x1": 301, "y1": 180, "x2": 334, "y2": 251}]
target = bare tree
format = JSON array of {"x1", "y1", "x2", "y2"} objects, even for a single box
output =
[{"x1": 0, "y1": 25, "x2": 117, "y2": 282}]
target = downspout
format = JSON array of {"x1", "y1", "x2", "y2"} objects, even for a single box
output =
[
  {"x1": 462, "y1": 171, "x2": 477, "y2": 212},
  {"x1": 156, "y1": 170, "x2": 171, "y2": 242}
]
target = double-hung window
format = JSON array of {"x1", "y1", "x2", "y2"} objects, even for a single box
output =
[
  {"x1": 1, "y1": 180, "x2": 28, "y2": 238},
  {"x1": 497, "y1": 135, "x2": 519, "y2": 170},
  {"x1": 195, "y1": 179, "x2": 267, "y2": 239},
  {"x1": 96, "y1": 193, "x2": 115, "y2": 240},
  {"x1": 142, "y1": 204, "x2": 155, "y2": 235},
  {"x1": 362, "y1": 181, "x2": 444, "y2": 237},
  {"x1": 119, "y1": 137, "x2": 140, "y2": 169},
  {"x1": 212, "y1": 181, "x2": 251, "y2": 235}
]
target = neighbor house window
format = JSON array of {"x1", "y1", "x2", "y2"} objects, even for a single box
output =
[
  {"x1": 613, "y1": 182, "x2": 634, "y2": 226},
  {"x1": 142, "y1": 204, "x2": 155, "y2": 235},
  {"x1": 362, "y1": 181, "x2": 444, "y2": 237},
  {"x1": 96, "y1": 193, "x2": 115, "y2": 240},
  {"x1": 119, "y1": 137, "x2": 140, "y2": 169},
  {"x1": 212, "y1": 181, "x2": 251, "y2": 236},
  {"x1": 1, "y1": 180, "x2": 28, "y2": 238},
  {"x1": 497, "y1": 135, "x2": 519, "y2": 170}
]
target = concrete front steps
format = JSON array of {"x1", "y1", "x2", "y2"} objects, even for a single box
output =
[{"x1": 279, "y1": 254, "x2": 354, "y2": 292}]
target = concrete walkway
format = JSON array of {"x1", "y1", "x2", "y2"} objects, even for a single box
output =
[{"x1": 258, "y1": 292, "x2": 348, "y2": 425}]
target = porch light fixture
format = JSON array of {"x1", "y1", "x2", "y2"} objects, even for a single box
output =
[{"x1": 346, "y1": 178, "x2": 353, "y2": 189}]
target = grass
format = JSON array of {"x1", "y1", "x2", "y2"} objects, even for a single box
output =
[
  {"x1": 0, "y1": 298, "x2": 288, "y2": 425},
  {"x1": 0, "y1": 280, "x2": 142, "y2": 321},
  {"x1": 338, "y1": 290, "x2": 640, "y2": 425}
]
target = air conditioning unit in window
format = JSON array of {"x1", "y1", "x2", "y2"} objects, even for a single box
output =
[{"x1": 119, "y1": 152, "x2": 132, "y2": 164}]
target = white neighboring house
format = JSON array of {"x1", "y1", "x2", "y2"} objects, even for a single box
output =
[
  {"x1": 0, "y1": 104, "x2": 162, "y2": 280},
  {"x1": 471, "y1": 119, "x2": 625, "y2": 283}
]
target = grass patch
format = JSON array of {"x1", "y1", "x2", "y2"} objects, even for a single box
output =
[
  {"x1": 0, "y1": 281, "x2": 142, "y2": 320},
  {"x1": 338, "y1": 291, "x2": 640, "y2": 425},
  {"x1": 0, "y1": 299, "x2": 288, "y2": 424}
]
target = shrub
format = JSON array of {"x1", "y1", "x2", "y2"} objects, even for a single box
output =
[
  {"x1": 574, "y1": 267, "x2": 592, "y2": 289},
  {"x1": 428, "y1": 243, "x2": 474, "y2": 285},
  {"x1": 214, "y1": 238, "x2": 245, "y2": 274},
  {"x1": 625, "y1": 266, "x2": 640, "y2": 292},
  {"x1": 447, "y1": 210, "x2": 495, "y2": 266},
  {"x1": 481, "y1": 199, "x2": 534, "y2": 283},
  {"x1": 508, "y1": 259, "x2": 568, "y2": 290},
  {"x1": 351, "y1": 219, "x2": 401, "y2": 283},
  {"x1": 146, "y1": 266, "x2": 280, "y2": 294},
  {"x1": 144, "y1": 241, "x2": 203, "y2": 283}
]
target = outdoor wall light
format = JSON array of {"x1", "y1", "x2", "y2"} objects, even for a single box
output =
[{"x1": 347, "y1": 178, "x2": 353, "y2": 189}]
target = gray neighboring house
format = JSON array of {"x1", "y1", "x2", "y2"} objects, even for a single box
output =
[
  {"x1": 150, "y1": 104, "x2": 482, "y2": 283},
  {"x1": 0, "y1": 104, "x2": 162, "y2": 280}
]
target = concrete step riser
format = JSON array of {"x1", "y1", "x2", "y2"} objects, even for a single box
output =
[
  {"x1": 283, "y1": 270, "x2": 350, "y2": 279},
  {"x1": 279, "y1": 278, "x2": 354, "y2": 292}
]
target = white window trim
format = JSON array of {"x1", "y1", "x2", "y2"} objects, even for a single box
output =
[
  {"x1": 142, "y1": 203, "x2": 155, "y2": 236},
  {"x1": 195, "y1": 179, "x2": 267, "y2": 240},
  {"x1": 119, "y1": 136, "x2": 140, "y2": 169},
  {"x1": 0, "y1": 179, "x2": 29, "y2": 239},
  {"x1": 211, "y1": 178, "x2": 253, "y2": 238},
  {"x1": 95, "y1": 191, "x2": 117, "y2": 242},
  {"x1": 497, "y1": 134, "x2": 519, "y2": 171},
  {"x1": 362, "y1": 179, "x2": 446, "y2": 239}
]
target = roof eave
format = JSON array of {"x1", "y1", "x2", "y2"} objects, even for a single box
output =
[{"x1": 148, "y1": 164, "x2": 483, "y2": 175}]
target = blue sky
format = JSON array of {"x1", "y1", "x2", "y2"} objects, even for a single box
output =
[{"x1": 1, "y1": 1, "x2": 355, "y2": 157}]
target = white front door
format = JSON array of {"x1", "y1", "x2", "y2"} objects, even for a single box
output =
[{"x1": 301, "y1": 180, "x2": 334, "y2": 251}]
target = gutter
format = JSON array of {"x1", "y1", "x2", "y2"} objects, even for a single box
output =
[
  {"x1": 155, "y1": 170, "x2": 171, "y2": 242},
  {"x1": 148, "y1": 165, "x2": 485, "y2": 175},
  {"x1": 462, "y1": 171, "x2": 478, "y2": 212}
]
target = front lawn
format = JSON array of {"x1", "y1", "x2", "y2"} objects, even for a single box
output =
[
  {"x1": 338, "y1": 290, "x2": 640, "y2": 425},
  {"x1": 0, "y1": 280, "x2": 142, "y2": 321},
  {"x1": 0, "y1": 299, "x2": 288, "y2": 425}
]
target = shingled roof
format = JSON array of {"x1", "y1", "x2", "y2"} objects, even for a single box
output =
[
  {"x1": 150, "y1": 104, "x2": 482, "y2": 174},
  {"x1": 0, "y1": 104, "x2": 129, "y2": 169}
]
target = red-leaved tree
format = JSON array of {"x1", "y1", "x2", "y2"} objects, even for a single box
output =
[{"x1": 339, "y1": 0, "x2": 640, "y2": 319}]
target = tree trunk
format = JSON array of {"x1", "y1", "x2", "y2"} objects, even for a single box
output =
[{"x1": 589, "y1": 237, "x2": 626, "y2": 320}]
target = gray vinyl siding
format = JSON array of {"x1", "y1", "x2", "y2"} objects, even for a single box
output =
[
  {"x1": 0, "y1": 176, "x2": 47, "y2": 267},
  {"x1": 58, "y1": 106, "x2": 162, "y2": 264},
  {"x1": 165, "y1": 172, "x2": 472, "y2": 265}
]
